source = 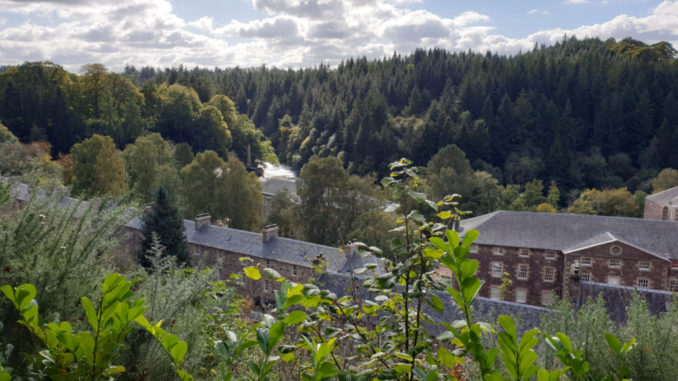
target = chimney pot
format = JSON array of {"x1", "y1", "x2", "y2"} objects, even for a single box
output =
[
  {"x1": 194, "y1": 213, "x2": 211, "y2": 231},
  {"x1": 262, "y1": 224, "x2": 279, "y2": 242}
]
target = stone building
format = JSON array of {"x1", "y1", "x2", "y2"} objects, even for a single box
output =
[
  {"x1": 458, "y1": 211, "x2": 678, "y2": 307},
  {"x1": 644, "y1": 186, "x2": 678, "y2": 221},
  {"x1": 124, "y1": 214, "x2": 379, "y2": 304}
]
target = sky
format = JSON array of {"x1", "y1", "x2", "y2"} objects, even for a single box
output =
[{"x1": 0, "y1": 0, "x2": 677, "y2": 72}]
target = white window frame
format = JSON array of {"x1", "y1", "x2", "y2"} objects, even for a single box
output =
[
  {"x1": 609, "y1": 259, "x2": 620, "y2": 269},
  {"x1": 515, "y1": 288, "x2": 527, "y2": 303},
  {"x1": 639, "y1": 261, "x2": 650, "y2": 271},
  {"x1": 581, "y1": 257, "x2": 592, "y2": 266},
  {"x1": 519, "y1": 248, "x2": 530, "y2": 258},
  {"x1": 607, "y1": 275, "x2": 620, "y2": 285},
  {"x1": 581, "y1": 273, "x2": 591, "y2": 282},
  {"x1": 543, "y1": 267, "x2": 555, "y2": 282},
  {"x1": 541, "y1": 290, "x2": 553, "y2": 306},
  {"x1": 470, "y1": 244, "x2": 479, "y2": 253},
  {"x1": 545, "y1": 250, "x2": 557, "y2": 260},
  {"x1": 493, "y1": 246, "x2": 504, "y2": 256},
  {"x1": 517, "y1": 264, "x2": 529, "y2": 280},
  {"x1": 637, "y1": 278, "x2": 649, "y2": 288},
  {"x1": 491, "y1": 262, "x2": 503, "y2": 278},
  {"x1": 490, "y1": 285, "x2": 501, "y2": 300},
  {"x1": 670, "y1": 279, "x2": 678, "y2": 292}
]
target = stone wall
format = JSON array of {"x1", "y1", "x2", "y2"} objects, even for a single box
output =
[{"x1": 579, "y1": 281, "x2": 675, "y2": 323}]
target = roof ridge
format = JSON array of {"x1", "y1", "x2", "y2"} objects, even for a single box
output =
[{"x1": 646, "y1": 185, "x2": 678, "y2": 200}]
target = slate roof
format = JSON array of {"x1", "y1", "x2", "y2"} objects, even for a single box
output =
[
  {"x1": 460, "y1": 211, "x2": 678, "y2": 260},
  {"x1": 646, "y1": 186, "x2": 678, "y2": 205},
  {"x1": 127, "y1": 217, "x2": 355, "y2": 273}
]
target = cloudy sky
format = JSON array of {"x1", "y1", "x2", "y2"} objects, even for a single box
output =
[{"x1": 1, "y1": 0, "x2": 677, "y2": 72}]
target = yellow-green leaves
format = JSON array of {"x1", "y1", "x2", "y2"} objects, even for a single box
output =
[{"x1": 244, "y1": 266, "x2": 262, "y2": 280}]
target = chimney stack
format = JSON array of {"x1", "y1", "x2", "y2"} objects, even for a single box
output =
[
  {"x1": 262, "y1": 224, "x2": 279, "y2": 242},
  {"x1": 194, "y1": 213, "x2": 211, "y2": 231}
]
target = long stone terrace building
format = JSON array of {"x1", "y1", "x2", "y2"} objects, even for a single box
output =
[
  {"x1": 124, "y1": 214, "x2": 379, "y2": 304},
  {"x1": 457, "y1": 211, "x2": 678, "y2": 307}
]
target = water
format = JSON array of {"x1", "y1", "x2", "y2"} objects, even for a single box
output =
[{"x1": 262, "y1": 162, "x2": 297, "y2": 180}]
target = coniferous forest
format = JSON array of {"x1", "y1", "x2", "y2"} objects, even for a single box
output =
[{"x1": 2, "y1": 38, "x2": 678, "y2": 202}]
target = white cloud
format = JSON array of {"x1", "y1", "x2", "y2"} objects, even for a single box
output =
[
  {"x1": 0, "y1": 0, "x2": 678, "y2": 71},
  {"x1": 527, "y1": 9, "x2": 549, "y2": 15},
  {"x1": 564, "y1": 0, "x2": 590, "y2": 4},
  {"x1": 188, "y1": 16, "x2": 214, "y2": 32}
]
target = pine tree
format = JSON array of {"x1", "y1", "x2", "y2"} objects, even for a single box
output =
[{"x1": 140, "y1": 187, "x2": 190, "y2": 268}]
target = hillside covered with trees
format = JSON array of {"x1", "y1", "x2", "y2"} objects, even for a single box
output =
[{"x1": 1, "y1": 37, "x2": 678, "y2": 226}]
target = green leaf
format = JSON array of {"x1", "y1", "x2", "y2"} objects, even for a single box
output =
[
  {"x1": 461, "y1": 229, "x2": 479, "y2": 247},
  {"x1": 429, "y1": 237, "x2": 448, "y2": 251},
  {"x1": 171, "y1": 341, "x2": 188, "y2": 364},
  {"x1": 81, "y1": 296, "x2": 99, "y2": 331},
  {"x1": 446, "y1": 229, "x2": 460, "y2": 248},
  {"x1": 284, "y1": 310, "x2": 307, "y2": 325},
  {"x1": 460, "y1": 260, "x2": 479, "y2": 280},
  {"x1": 437, "y1": 347, "x2": 458, "y2": 368},
  {"x1": 498, "y1": 315, "x2": 516, "y2": 339},
  {"x1": 426, "y1": 294, "x2": 445, "y2": 313},
  {"x1": 605, "y1": 333, "x2": 622, "y2": 354},
  {"x1": 268, "y1": 321, "x2": 285, "y2": 350},
  {"x1": 244, "y1": 267, "x2": 262, "y2": 280}
]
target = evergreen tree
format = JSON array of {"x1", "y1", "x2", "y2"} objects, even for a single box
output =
[{"x1": 140, "y1": 187, "x2": 190, "y2": 267}]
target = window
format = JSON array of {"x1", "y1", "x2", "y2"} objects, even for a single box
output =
[
  {"x1": 541, "y1": 290, "x2": 553, "y2": 306},
  {"x1": 581, "y1": 257, "x2": 592, "y2": 266},
  {"x1": 581, "y1": 273, "x2": 591, "y2": 282},
  {"x1": 639, "y1": 262, "x2": 650, "y2": 271},
  {"x1": 637, "y1": 279, "x2": 649, "y2": 288},
  {"x1": 493, "y1": 247, "x2": 504, "y2": 256},
  {"x1": 546, "y1": 250, "x2": 557, "y2": 260},
  {"x1": 266, "y1": 259, "x2": 271, "y2": 267},
  {"x1": 490, "y1": 285, "x2": 501, "y2": 300},
  {"x1": 673, "y1": 261, "x2": 678, "y2": 270},
  {"x1": 519, "y1": 248, "x2": 530, "y2": 257},
  {"x1": 544, "y1": 267, "x2": 555, "y2": 282},
  {"x1": 663, "y1": 206, "x2": 669, "y2": 220},
  {"x1": 292, "y1": 266, "x2": 298, "y2": 276},
  {"x1": 263, "y1": 281, "x2": 269, "y2": 292},
  {"x1": 610, "y1": 245, "x2": 622, "y2": 255},
  {"x1": 670, "y1": 279, "x2": 678, "y2": 292},
  {"x1": 515, "y1": 289, "x2": 527, "y2": 303},
  {"x1": 607, "y1": 276, "x2": 620, "y2": 285},
  {"x1": 517, "y1": 264, "x2": 529, "y2": 280},
  {"x1": 609, "y1": 259, "x2": 620, "y2": 268},
  {"x1": 470, "y1": 244, "x2": 479, "y2": 253},
  {"x1": 194, "y1": 248, "x2": 201, "y2": 256},
  {"x1": 491, "y1": 262, "x2": 503, "y2": 278}
]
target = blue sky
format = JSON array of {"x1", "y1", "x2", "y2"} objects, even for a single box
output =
[{"x1": 0, "y1": 0, "x2": 675, "y2": 72}]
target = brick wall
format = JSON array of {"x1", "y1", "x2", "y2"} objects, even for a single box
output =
[
  {"x1": 562, "y1": 241, "x2": 671, "y2": 293},
  {"x1": 471, "y1": 245, "x2": 563, "y2": 306}
]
